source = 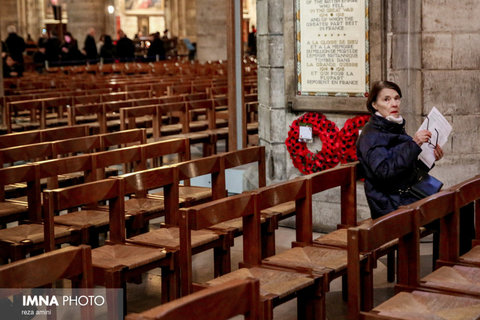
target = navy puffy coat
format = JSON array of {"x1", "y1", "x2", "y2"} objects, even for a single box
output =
[{"x1": 357, "y1": 115, "x2": 427, "y2": 219}]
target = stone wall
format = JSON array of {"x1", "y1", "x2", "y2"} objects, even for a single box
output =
[
  {"x1": 418, "y1": 0, "x2": 480, "y2": 186},
  {"x1": 65, "y1": 0, "x2": 108, "y2": 44},
  {"x1": 258, "y1": 0, "x2": 480, "y2": 231},
  {"x1": 0, "y1": 1, "x2": 21, "y2": 40},
  {"x1": 195, "y1": 0, "x2": 227, "y2": 62}
]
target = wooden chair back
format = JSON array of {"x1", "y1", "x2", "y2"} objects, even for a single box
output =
[
  {"x1": 93, "y1": 145, "x2": 144, "y2": 180},
  {"x1": 121, "y1": 166, "x2": 179, "y2": 232},
  {"x1": 99, "y1": 128, "x2": 147, "y2": 149},
  {"x1": 141, "y1": 138, "x2": 190, "y2": 169},
  {"x1": 125, "y1": 278, "x2": 260, "y2": 320},
  {"x1": 51, "y1": 135, "x2": 102, "y2": 157},
  {"x1": 36, "y1": 153, "x2": 95, "y2": 190},
  {"x1": 0, "y1": 142, "x2": 54, "y2": 167},
  {"x1": 132, "y1": 97, "x2": 159, "y2": 106},
  {"x1": 73, "y1": 94, "x2": 102, "y2": 105},
  {"x1": 0, "y1": 245, "x2": 93, "y2": 291},
  {"x1": 186, "y1": 99, "x2": 215, "y2": 130},
  {"x1": 347, "y1": 207, "x2": 415, "y2": 319},
  {"x1": 120, "y1": 105, "x2": 161, "y2": 139},
  {"x1": 42, "y1": 178, "x2": 123, "y2": 251},
  {"x1": 310, "y1": 163, "x2": 357, "y2": 229},
  {"x1": 448, "y1": 175, "x2": 480, "y2": 243},
  {"x1": 179, "y1": 192, "x2": 257, "y2": 294},
  {"x1": 158, "y1": 95, "x2": 184, "y2": 104},
  {"x1": 0, "y1": 164, "x2": 41, "y2": 221},
  {"x1": 175, "y1": 154, "x2": 225, "y2": 191},
  {"x1": 0, "y1": 125, "x2": 90, "y2": 149},
  {"x1": 67, "y1": 103, "x2": 104, "y2": 129},
  {"x1": 223, "y1": 146, "x2": 266, "y2": 188}
]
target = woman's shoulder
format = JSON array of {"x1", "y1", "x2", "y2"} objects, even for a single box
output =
[{"x1": 358, "y1": 122, "x2": 401, "y2": 149}]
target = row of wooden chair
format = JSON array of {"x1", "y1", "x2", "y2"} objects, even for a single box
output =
[
  {"x1": 4, "y1": 86, "x2": 256, "y2": 135},
  {"x1": 0, "y1": 242, "x2": 258, "y2": 319},
  {"x1": 6, "y1": 153, "x2": 477, "y2": 319},
  {"x1": 347, "y1": 174, "x2": 480, "y2": 319},
  {"x1": 4, "y1": 74, "x2": 230, "y2": 96},
  {"x1": 26, "y1": 146, "x2": 264, "y2": 318},
  {"x1": 4, "y1": 90, "x2": 154, "y2": 132},
  {"x1": 4, "y1": 61, "x2": 257, "y2": 94},
  {"x1": 0, "y1": 128, "x2": 147, "y2": 168},
  {"x1": 38, "y1": 160, "x2": 360, "y2": 319}
]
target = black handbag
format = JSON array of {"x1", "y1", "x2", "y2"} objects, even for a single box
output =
[{"x1": 408, "y1": 173, "x2": 444, "y2": 199}]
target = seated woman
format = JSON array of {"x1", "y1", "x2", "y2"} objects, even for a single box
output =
[{"x1": 356, "y1": 80, "x2": 443, "y2": 219}]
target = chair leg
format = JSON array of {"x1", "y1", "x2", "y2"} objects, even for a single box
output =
[
  {"x1": 213, "y1": 246, "x2": 231, "y2": 277},
  {"x1": 262, "y1": 299, "x2": 274, "y2": 320},
  {"x1": 104, "y1": 270, "x2": 124, "y2": 320},
  {"x1": 387, "y1": 250, "x2": 395, "y2": 283},
  {"x1": 361, "y1": 267, "x2": 374, "y2": 312},
  {"x1": 297, "y1": 281, "x2": 325, "y2": 320},
  {"x1": 342, "y1": 274, "x2": 348, "y2": 301},
  {"x1": 261, "y1": 222, "x2": 276, "y2": 259},
  {"x1": 161, "y1": 267, "x2": 177, "y2": 303}
]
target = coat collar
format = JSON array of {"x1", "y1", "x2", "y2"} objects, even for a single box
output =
[{"x1": 369, "y1": 114, "x2": 406, "y2": 134}]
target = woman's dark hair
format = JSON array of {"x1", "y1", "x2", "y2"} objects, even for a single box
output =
[{"x1": 366, "y1": 81, "x2": 402, "y2": 114}]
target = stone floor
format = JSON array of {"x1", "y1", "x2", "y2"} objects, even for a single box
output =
[{"x1": 125, "y1": 222, "x2": 434, "y2": 320}]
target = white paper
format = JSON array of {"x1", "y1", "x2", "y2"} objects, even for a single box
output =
[
  {"x1": 299, "y1": 126, "x2": 313, "y2": 141},
  {"x1": 417, "y1": 107, "x2": 452, "y2": 168}
]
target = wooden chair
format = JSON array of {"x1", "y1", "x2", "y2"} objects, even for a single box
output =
[
  {"x1": 0, "y1": 245, "x2": 93, "y2": 287},
  {"x1": 125, "y1": 278, "x2": 260, "y2": 320},
  {"x1": 0, "y1": 164, "x2": 40, "y2": 227},
  {"x1": 98, "y1": 139, "x2": 190, "y2": 235},
  {"x1": 120, "y1": 105, "x2": 180, "y2": 141},
  {"x1": 43, "y1": 177, "x2": 175, "y2": 320},
  {"x1": 67, "y1": 103, "x2": 105, "y2": 133},
  {"x1": 0, "y1": 245, "x2": 94, "y2": 319},
  {"x1": 180, "y1": 192, "x2": 325, "y2": 320},
  {"x1": 128, "y1": 155, "x2": 232, "y2": 278},
  {"x1": 260, "y1": 165, "x2": 373, "y2": 309},
  {"x1": 0, "y1": 164, "x2": 77, "y2": 263},
  {"x1": 440, "y1": 174, "x2": 480, "y2": 267},
  {"x1": 347, "y1": 199, "x2": 480, "y2": 320},
  {"x1": 402, "y1": 190, "x2": 480, "y2": 298},
  {"x1": 36, "y1": 154, "x2": 105, "y2": 246},
  {"x1": 208, "y1": 146, "x2": 277, "y2": 257}
]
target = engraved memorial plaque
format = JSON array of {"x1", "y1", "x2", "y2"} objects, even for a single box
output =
[{"x1": 296, "y1": 0, "x2": 369, "y2": 96}]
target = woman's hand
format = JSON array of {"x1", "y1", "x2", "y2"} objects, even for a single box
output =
[
  {"x1": 434, "y1": 145, "x2": 444, "y2": 161},
  {"x1": 413, "y1": 130, "x2": 431, "y2": 146}
]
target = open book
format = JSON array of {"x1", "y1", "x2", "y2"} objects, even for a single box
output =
[{"x1": 417, "y1": 107, "x2": 452, "y2": 168}]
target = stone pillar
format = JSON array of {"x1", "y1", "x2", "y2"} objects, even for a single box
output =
[
  {"x1": 185, "y1": 1, "x2": 197, "y2": 42},
  {"x1": 387, "y1": 0, "x2": 423, "y2": 136},
  {"x1": 178, "y1": 0, "x2": 187, "y2": 38},
  {"x1": 0, "y1": 1, "x2": 19, "y2": 39},
  {"x1": 195, "y1": 0, "x2": 227, "y2": 62},
  {"x1": 26, "y1": 0, "x2": 42, "y2": 41},
  {"x1": 257, "y1": 0, "x2": 287, "y2": 183},
  {"x1": 65, "y1": 0, "x2": 108, "y2": 44}
]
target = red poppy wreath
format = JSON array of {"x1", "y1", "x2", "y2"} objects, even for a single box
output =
[{"x1": 285, "y1": 112, "x2": 370, "y2": 175}]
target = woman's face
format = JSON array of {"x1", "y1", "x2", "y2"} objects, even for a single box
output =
[{"x1": 373, "y1": 88, "x2": 401, "y2": 118}]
